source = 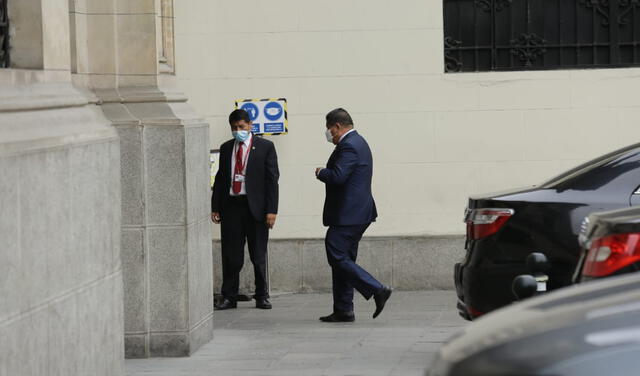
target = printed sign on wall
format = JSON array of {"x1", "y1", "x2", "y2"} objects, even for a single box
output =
[
  {"x1": 210, "y1": 149, "x2": 220, "y2": 187},
  {"x1": 235, "y1": 98, "x2": 288, "y2": 135}
]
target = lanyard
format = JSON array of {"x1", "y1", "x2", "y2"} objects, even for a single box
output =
[{"x1": 234, "y1": 136, "x2": 253, "y2": 175}]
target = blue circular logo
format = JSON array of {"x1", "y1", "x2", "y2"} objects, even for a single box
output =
[
  {"x1": 263, "y1": 102, "x2": 283, "y2": 121},
  {"x1": 240, "y1": 103, "x2": 259, "y2": 121}
]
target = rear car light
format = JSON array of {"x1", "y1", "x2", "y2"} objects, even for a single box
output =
[
  {"x1": 467, "y1": 305, "x2": 484, "y2": 318},
  {"x1": 465, "y1": 208, "x2": 514, "y2": 240},
  {"x1": 582, "y1": 233, "x2": 640, "y2": 277}
]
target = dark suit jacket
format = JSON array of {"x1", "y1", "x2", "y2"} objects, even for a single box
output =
[
  {"x1": 211, "y1": 135, "x2": 279, "y2": 221},
  {"x1": 317, "y1": 130, "x2": 378, "y2": 226}
]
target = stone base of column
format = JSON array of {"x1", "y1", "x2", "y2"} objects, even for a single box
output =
[
  {"x1": 98, "y1": 86, "x2": 214, "y2": 359},
  {"x1": 0, "y1": 77, "x2": 125, "y2": 375},
  {"x1": 125, "y1": 312, "x2": 213, "y2": 358}
]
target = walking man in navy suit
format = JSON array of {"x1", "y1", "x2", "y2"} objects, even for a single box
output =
[{"x1": 315, "y1": 108, "x2": 392, "y2": 322}]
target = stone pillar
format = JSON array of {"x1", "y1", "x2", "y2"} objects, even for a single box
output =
[
  {"x1": 0, "y1": 0, "x2": 124, "y2": 374},
  {"x1": 102, "y1": 88, "x2": 213, "y2": 358},
  {"x1": 70, "y1": 0, "x2": 213, "y2": 357},
  {"x1": 7, "y1": 0, "x2": 71, "y2": 71}
]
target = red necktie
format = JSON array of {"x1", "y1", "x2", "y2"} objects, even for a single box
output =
[{"x1": 232, "y1": 143, "x2": 243, "y2": 194}]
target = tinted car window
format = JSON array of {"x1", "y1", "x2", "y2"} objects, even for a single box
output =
[{"x1": 541, "y1": 144, "x2": 640, "y2": 193}]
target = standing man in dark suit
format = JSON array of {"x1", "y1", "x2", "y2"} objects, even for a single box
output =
[
  {"x1": 211, "y1": 109, "x2": 279, "y2": 311},
  {"x1": 315, "y1": 108, "x2": 392, "y2": 322}
]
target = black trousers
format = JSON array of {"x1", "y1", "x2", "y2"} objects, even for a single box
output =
[{"x1": 220, "y1": 196, "x2": 269, "y2": 301}]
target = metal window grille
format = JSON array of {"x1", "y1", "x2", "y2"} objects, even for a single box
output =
[
  {"x1": 0, "y1": 0, "x2": 8, "y2": 68},
  {"x1": 444, "y1": 0, "x2": 640, "y2": 72}
]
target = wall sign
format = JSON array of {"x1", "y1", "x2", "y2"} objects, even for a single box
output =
[
  {"x1": 210, "y1": 149, "x2": 220, "y2": 188},
  {"x1": 235, "y1": 98, "x2": 288, "y2": 135}
]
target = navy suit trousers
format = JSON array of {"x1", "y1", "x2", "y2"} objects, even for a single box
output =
[{"x1": 325, "y1": 224, "x2": 383, "y2": 312}]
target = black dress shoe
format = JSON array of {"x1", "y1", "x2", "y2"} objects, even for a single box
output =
[
  {"x1": 214, "y1": 298, "x2": 237, "y2": 311},
  {"x1": 255, "y1": 298, "x2": 272, "y2": 309},
  {"x1": 373, "y1": 286, "x2": 393, "y2": 318},
  {"x1": 319, "y1": 311, "x2": 355, "y2": 322}
]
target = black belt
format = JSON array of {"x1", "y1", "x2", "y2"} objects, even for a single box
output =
[{"x1": 229, "y1": 195, "x2": 248, "y2": 203}]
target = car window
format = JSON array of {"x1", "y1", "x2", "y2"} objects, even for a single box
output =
[{"x1": 541, "y1": 143, "x2": 640, "y2": 192}]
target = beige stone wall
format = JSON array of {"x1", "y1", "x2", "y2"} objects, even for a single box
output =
[
  {"x1": 0, "y1": 0, "x2": 125, "y2": 371},
  {"x1": 174, "y1": 1, "x2": 640, "y2": 239}
]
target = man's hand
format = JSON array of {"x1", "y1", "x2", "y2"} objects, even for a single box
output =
[
  {"x1": 211, "y1": 212, "x2": 221, "y2": 224},
  {"x1": 315, "y1": 167, "x2": 323, "y2": 177},
  {"x1": 266, "y1": 213, "x2": 277, "y2": 229}
]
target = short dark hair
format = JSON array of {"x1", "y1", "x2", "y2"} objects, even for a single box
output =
[
  {"x1": 326, "y1": 108, "x2": 354, "y2": 127},
  {"x1": 229, "y1": 109, "x2": 251, "y2": 124}
]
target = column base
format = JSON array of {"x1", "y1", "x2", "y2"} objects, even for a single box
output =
[{"x1": 125, "y1": 312, "x2": 213, "y2": 358}]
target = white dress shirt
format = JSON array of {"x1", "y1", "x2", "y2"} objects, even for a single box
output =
[
  {"x1": 230, "y1": 133, "x2": 253, "y2": 196},
  {"x1": 339, "y1": 128, "x2": 356, "y2": 143}
]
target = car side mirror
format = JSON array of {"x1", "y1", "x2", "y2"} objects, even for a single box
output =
[{"x1": 512, "y1": 274, "x2": 538, "y2": 300}]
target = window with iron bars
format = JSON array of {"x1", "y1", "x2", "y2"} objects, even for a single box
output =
[
  {"x1": 0, "y1": 0, "x2": 8, "y2": 68},
  {"x1": 444, "y1": 0, "x2": 640, "y2": 73}
]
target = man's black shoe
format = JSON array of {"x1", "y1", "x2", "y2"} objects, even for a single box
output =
[
  {"x1": 373, "y1": 286, "x2": 393, "y2": 318},
  {"x1": 319, "y1": 311, "x2": 355, "y2": 322},
  {"x1": 255, "y1": 298, "x2": 272, "y2": 309},
  {"x1": 214, "y1": 298, "x2": 237, "y2": 311}
]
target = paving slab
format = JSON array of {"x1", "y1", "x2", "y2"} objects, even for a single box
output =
[{"x1": 126, "y1": 291, "x2": 467, "y2": 376}]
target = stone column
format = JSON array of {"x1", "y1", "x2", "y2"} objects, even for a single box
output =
[
  {"x1": 0, "y1": 0, "x2": 124, "y2": 374},
  {"x1": 102, "y1": 88, "x2": 214, "y2": 358},
  {"x1": 70, "y1": 0, "x2": 213, "y2": 357}
]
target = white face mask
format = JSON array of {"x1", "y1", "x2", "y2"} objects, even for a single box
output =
[
  {"x1": 233, "y1": 130, "x2": 250, "y2": 143},
  {"x1": 325, "y1": 128, "x2": 334, "y2": 143}
]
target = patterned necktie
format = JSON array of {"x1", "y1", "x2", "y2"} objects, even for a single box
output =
[{"x1": 232, "y1": 143, "x2": 243, "y2": 194}]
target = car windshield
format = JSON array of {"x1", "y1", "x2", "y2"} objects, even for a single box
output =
[{"x1": 540, "y1": 143, "x2": 640, "y2": 190}]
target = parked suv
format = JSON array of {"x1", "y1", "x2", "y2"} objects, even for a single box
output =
[{"x1": 456, "y1": 143, "x2": 640, "y2": 319}]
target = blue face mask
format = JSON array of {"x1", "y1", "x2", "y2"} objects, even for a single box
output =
[{"x1": 232, "y1": 130, "x2": 250, "y2": 143}]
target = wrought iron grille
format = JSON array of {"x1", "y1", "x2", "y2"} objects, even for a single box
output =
[
  {"x1": 444, "y1": 0, "x2": 640, "y2": 72},
  {"x1": 0, "y1": 0, "x2": 8, "y2": 68}
]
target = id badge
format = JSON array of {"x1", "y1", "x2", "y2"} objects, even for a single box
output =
[{"x1": 234, "y1": 174, "x2": 245, "y2": 183}]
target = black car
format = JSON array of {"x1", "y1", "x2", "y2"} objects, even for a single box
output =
[
  {"x1": 429, "y1": 273, "x2": 640, "y2": 376},
  {"x1": 456, "y1": 143, "x2": 640, "y2": 319},
  {"x1": 574, "y1": 206, "x2": 640, "y2": 283}
]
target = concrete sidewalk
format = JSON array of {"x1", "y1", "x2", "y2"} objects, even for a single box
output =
[{"x1": 126, "y1": 291, "x2": 467, "y2": 376}]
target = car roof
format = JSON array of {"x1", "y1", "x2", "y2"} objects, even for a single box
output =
[
  {"x1": 540, "y1": 142, "x2": 640, "y2": 190},
  {"x1": 439, "y1": 273, "x2": 640, "y2": 362}
]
